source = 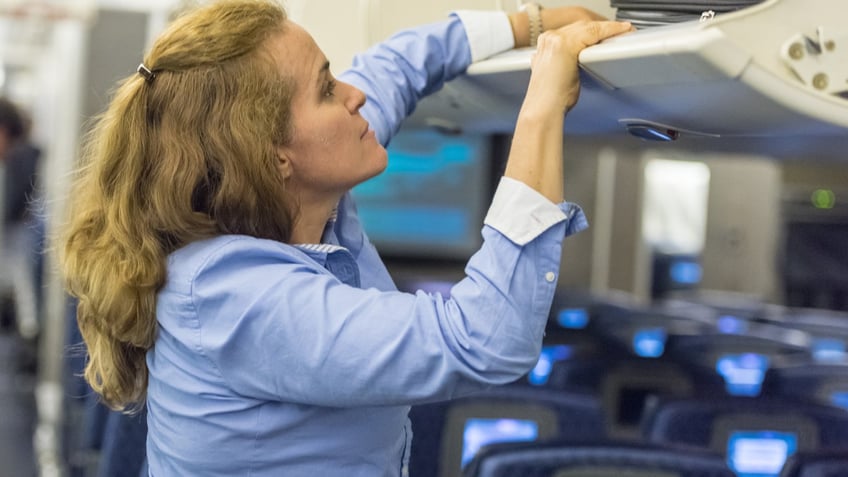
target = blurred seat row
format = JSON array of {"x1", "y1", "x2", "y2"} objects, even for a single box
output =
[{"x1": 62, "y1": 287, "x2": 848, "y2": 477}]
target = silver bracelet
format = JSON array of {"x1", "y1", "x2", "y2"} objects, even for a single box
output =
[{"x1": 522, "y1": 2, "x2": 544, "y2": 47}]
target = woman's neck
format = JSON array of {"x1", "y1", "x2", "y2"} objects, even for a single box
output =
[{"x1": 288, "y1": 195, "x2": 340, "y2": 244}]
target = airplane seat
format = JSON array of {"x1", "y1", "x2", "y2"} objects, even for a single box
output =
[
  {"x1": 80, "y1": 396, "x2": 111, "y2": 453},
  {"x1": 643, "y1": 396, "x2": 848, "y2": 476},
  {"x1": 659, "y1": 289, "x2": 781, "y2": 323},
  {"x1": 779, "y1": 449, "x2": 848, "y2": 477},
  {"x1": 62, "y1": 290, "x2": 149, "y2": 477},
  {"x1": 138, "y1": 457, "x2": 149, "y2": 477},
  {"x1": 408, "y1": 399, "x2": 452, "y2": 477},
  {"x1": 541, "y1": 300, "x2": 726, "y2": 420},
  {"x1": 96, "y1": 407, "x2": 148, "y2": 477},
  {"x1": 766, "y1": 308, "x2": 848, "y2": 367},
  {"x1": 664, "y1": 330, "x2": 812, "y2": 398},
  {"x1": 590, "y1": 300, "x2": 717, "y2": 360},
  {"x1": 761, "y1": 362, "x2": 848, "y2": 410},
  {"x1": 463, "y1": 439, "x2": 736, "y2": 477},
  {"x1": 600, "y1": 360, "x2": 698, "y2": 440},
  {"x1": 540, "y1": 347, "x2": 616, "y2": 394},
  {"x1": 61, "y1": 295, "x2": 106, "y2": 476},
  {"x1": 535, "y1": 293, "x2": 633, "y2": 393},
  {"x1": 539, "y1": 305, "x2": 658, "y2": 394},
  {"x1": 408, "y1": 385, "x2": 605, "y2": 477},
  {"x1": 62, "y1": 296, "x2": 87, "y2": 399}
]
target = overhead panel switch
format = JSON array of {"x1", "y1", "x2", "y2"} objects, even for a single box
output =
[{"x1": 781, "y1": 28, "x2": 848, "y2": 97}]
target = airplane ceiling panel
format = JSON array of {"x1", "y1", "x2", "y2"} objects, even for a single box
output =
[{"x1": 403, "y1": 0, "x2": 847, "y2": 159}]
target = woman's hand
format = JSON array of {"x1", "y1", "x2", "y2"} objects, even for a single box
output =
[
  {"x1": 504, "y1": 19, "x2": 633, "y2": 204},
  {"x1": 524, "y1": 19, "x2": 633, "y2": 115}
]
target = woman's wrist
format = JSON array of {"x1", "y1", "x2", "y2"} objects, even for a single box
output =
[
  {"x1": 524, "y1": 3, "x2": 544, "y2": 47},
  {"x1": 507, "y1": 11, "x2": 530, "y2": 48}
]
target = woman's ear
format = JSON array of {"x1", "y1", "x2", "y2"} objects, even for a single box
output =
[{"x1": 276, "y1": 146, "x2": 293, "y2": 180}]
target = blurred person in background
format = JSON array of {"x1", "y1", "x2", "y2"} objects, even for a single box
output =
[
  {"x1": 0, "y1": 96, "x2": 41, "y2": 341},
  {"x1": 58, "y1": 0, "x2": 632, "y2": 475}
]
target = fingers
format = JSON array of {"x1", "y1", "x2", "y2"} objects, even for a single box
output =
[
  {"x1": 544, "y1": 20, "x2": 633, "y2": 52},
  {"x1": 525, "y1": 20, "x2": 633, "y2": 113}
]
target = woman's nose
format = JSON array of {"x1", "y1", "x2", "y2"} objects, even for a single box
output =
[{"x1": 343, "y1": 82, "x2": 366, "y2": 113}]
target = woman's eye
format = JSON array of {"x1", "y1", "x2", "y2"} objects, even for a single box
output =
[{"x1": 324, "y1": 80, "x2": 336, "y2": 98}]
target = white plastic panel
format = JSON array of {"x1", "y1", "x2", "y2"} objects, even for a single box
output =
[
  {"x1": 291, "y1": 0, "x2": 503, "y2": 72},
  {"x1": 402, "y1": 0, "x2": 848, "y2": 156},
  {"x1": 286, "y1": 0, "x2": 371, "y2": 72},
  {"x1": 576, "y1": 25, "x2": 753, "y2": 87},
  {"x1": 366, "y1": 0, "x2": 503, "y2": 45}
]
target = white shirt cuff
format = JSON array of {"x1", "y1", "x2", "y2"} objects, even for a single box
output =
[
  {"x1": 484, "y1": 177, "x2": 568, "y2": 246},
  {"x1": 451, "y1": 10, "x2": 515, "y2": 63}
]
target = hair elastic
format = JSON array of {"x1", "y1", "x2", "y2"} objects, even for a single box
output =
[{"x1": 137, "y1": 63, "x2": 156, "y2": 83}]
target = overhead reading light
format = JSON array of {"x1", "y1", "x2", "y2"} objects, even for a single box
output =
[
  {"x1": 619, "y1": 119, "x2": 723, "y2": 142},
  {"x1": 625, "y1": 122, "x2": 680, "y2": 141}
]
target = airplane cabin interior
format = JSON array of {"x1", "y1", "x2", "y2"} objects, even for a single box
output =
[{"x1": 1, "y1": 0, "x2": 847, "y2": 476}]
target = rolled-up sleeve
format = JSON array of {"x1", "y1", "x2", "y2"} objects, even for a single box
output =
[
  {"x1": 452, "y1": 10, "x2": 515, "y2": 62},
  {"x1": 485, "y1": 176, "x2": 589, "y2": 245}
]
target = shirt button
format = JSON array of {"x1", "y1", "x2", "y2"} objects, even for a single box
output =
[{"x1": 545, "y1": 271, "x2": 556, "y2": 282}]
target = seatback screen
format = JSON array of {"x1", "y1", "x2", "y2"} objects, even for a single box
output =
[
  {"x1": 727, "y1": 430, "x2": 797, "y2": 477},
  {"x1": 461, "y1": 418, "x2": 539, "y2": 467}
]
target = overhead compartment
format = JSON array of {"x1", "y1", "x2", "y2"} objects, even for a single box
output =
[{"x1": 402, "y1": 0, "x2": 848, "y2": 154}]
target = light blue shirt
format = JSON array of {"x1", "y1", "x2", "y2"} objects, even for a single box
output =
[{"x1": 146, "y1": 11, "x2": 588, "y2": 477}]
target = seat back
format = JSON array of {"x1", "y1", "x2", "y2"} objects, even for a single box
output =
[
  {"x1": 409, "y1": 385, "x2": 605, "y2": 477},
  {"x1": 464, "y1": 440, "x2": 736, "y2": 477},
  {"x1": 780, "y1": 449, "x2": 848, "y2": 477},
  {"x1": 644, "y1": 396, "x2": 848, "y2": 477},
  {"x1": 138, "y1": 457, "x2": 149, "y2": 477},
  {"x1": 762, "y1": 363, "x2": 848, "y2": 410},
  {"x1": 600, "y1": 360, "x2": 696, "y2": 440},
  {"x1": 96, "y1": 407, "x2": 148, "y2": 477}
]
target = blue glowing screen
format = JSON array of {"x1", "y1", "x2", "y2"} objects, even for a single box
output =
[
  {"x1": 557, "y1": 308, "x2": 589, "y2": 329},
  {"x1": 528, "y1": 345, "x2": 573, "y2": 386},
  {"x1": 717, "y1": 315, "x2": 748, "y2": 335},
  {"x1": 727, "y1": 430, "x2": 797, "y2": 477},
  {"x1": 831, "y1": 391, "x2": 848, "y2": 410},
  {"x1": 633, "y1": 327, "x2": 667, "y2": 358},
  {"x1": 812, "y1": 338, "x2": 846, "y2": 363},
  {"x1": 670, "y1": 260, "x2": 703, "y2": 285},
  {"x1": 350, "y1": 130, "x2": 488, "y2": 259},
  {"x1": 398, "y1": 279, "x2": 453, "y2": 297},
  {"x1": 716, "y1": 353, "x2": 770, "y2": 397},
  {"x1": 461, "y1": 418, "x2": 539, "y2": 467}
]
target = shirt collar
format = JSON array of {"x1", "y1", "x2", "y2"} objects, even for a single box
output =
[{"x1": 293, "y1": 243, "x2": 348, "y2": 254}]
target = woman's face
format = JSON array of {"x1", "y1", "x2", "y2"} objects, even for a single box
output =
[{"x1": 270, "y1": 21, "x2": 387, "y2": 204}]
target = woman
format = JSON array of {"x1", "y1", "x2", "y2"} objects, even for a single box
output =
[{"x1": 59, "y1": 0, "x2": 631, "y2": 475}]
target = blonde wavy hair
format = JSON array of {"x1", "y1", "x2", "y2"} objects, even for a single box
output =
[{"x1": 59, "y1": 0, "x2": 296, "y2": 411}]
